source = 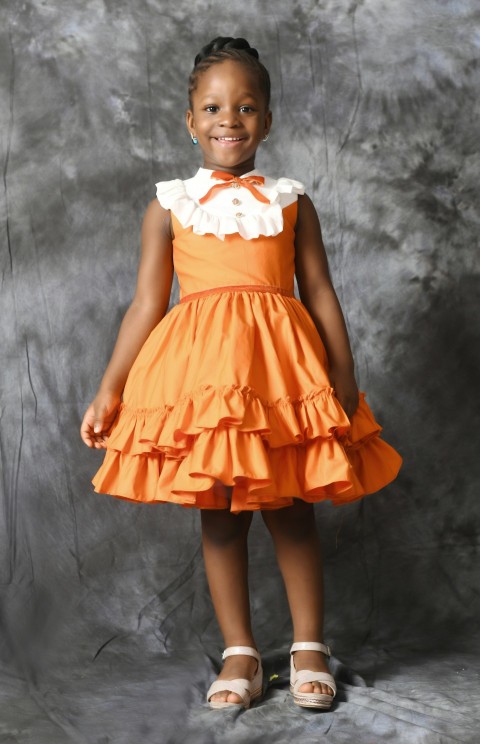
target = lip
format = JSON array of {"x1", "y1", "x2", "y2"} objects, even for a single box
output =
[{"x1": 213, "y1": 136, "x2": 247, "y2": 146}]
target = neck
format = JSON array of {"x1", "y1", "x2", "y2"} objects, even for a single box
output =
[{"x1": 202, "y1": 157, "x2": 256, "y2": 176}]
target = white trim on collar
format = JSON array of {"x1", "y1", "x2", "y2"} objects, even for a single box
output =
[{"x1": 155, "y1": 170, "x2": 305, "y2": 241}]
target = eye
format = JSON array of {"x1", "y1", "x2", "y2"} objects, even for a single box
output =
[
  {"x1": 204, "y1": 105, "x2": 219, "y2": 113},
  {"x1": 239, "y1": 105, "x2": 255, "y2": 113}
]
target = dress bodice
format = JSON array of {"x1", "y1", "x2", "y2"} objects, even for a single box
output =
[
  {"x1": 171, "y1": 203, "x2": 297, "y2": 298},
  {"x1": 155, "y1": 168, "x2": 305, "y2": 299}
]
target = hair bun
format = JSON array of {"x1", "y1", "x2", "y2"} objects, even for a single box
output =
[{"x1": 194, "y1": 37, "x2": 259, "y2": 67}]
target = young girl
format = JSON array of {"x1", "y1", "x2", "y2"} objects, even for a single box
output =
[{"x1": 80, "y1": 36, "x2": 402, "y2": 711}]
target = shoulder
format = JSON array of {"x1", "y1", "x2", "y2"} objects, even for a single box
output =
[
  {"x1": 142, "y1": 198, "x2": 173, "y2": 241},
  {"x1": 294, "y1": 193, "x2": 325, "y2": 253},
  {"x1": 296, "y1": 193, "x2": 321, "y2": 227}
]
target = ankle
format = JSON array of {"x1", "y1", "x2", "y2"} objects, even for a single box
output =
[
  {"x1": 223, "y1": 638, "x2": 257, "y2": 650},
  {"x1": 291, "y1": 640, "x2": 331, "y2": 659},
  {"x1": 292, "y1": 634, "x2": 325, "y2": 645}
]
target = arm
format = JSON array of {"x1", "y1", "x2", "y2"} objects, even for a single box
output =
[
  {"x1": 80, "y1": 199, "x2": 174, "y2": 447},
  {"x1": 294, "y1": 193, "x2": 359, "y2": 417}
]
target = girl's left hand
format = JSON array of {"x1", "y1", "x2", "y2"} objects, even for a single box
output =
[
  {"x1": 80, "y1": 390, "x2": 122, "y2": 449},
  {"x1": 329, "y1": 367, "x2": 360, "y2": 419}
]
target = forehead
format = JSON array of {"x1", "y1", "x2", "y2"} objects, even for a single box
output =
[{"x1": 194, "y1": 59, "x2": 263, "y2": 99}]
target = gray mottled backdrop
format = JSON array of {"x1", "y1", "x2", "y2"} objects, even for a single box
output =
[{"x1": 1, "y1": 1, "x2": 479, "y2": 742}]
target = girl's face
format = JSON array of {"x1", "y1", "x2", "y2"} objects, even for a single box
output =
[{"x1": 186, "y1": 59, "x2": 272, "y2": 175}]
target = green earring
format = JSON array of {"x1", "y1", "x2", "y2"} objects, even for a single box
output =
[{"x1": 191, "y1": 134, "x2": 198, "y2": 145}]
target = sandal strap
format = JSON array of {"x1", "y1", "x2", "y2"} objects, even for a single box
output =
[
  {"x1": 222, "y1": 646, "x2": 261, "y2": 662},
  {"x1": 292, "y1": 670, "x2": 336, "y2": 696},
  {"x1": 207, "y1": 678, "x2": 252, "y2": 705},
  {"x1": 290, "y1": 641, "x2": 331, "y2": 656}
]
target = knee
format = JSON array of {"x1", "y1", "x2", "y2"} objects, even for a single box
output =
[
  {"x1": 262, "y1": 501, "x2": 317, "y2": 543},
  {"x1": 201, "y1": 508, "x2": 253, "y2": 547}
]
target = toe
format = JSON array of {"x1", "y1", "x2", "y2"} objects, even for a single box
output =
[
  {"x1": 226, "y1": 691, "x2": 243, "y2": 704},
  {"x1": 298, "y1": 682, "x2": 314, "y2": 693},
  {"x1": 313, "y1": 681, "x2": 328, "y2": 695},
  {"x1": 210, "y1": 689, "x2": 243, "y2": 705},
  {"x1": 298, "y1": 681, "x2": 333, "y2": 696},
  {"x1": 210, "y1": 691, "x2": 227, "y2": 703}
]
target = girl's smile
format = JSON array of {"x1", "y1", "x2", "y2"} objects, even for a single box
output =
[
  {"x1": 215, "y1": 137, "x2": 246, "y2": 145},
  {"x1": 186, "y1": 59, "x2": 272, "y2": 175}
]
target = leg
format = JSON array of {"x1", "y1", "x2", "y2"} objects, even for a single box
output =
[
  {"x1": 262, "y1": 500, "x2": 332, "y2": 695},
  {"x1": 201, "y1": 484, "x2": 258, "y2": 704}
]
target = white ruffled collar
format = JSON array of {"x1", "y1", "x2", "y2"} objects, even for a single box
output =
[{"x1": 155, "y1": 168, "x2": 304, "y2": 241}]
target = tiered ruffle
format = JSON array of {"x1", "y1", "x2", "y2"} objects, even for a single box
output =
[{"x1": 92, "y1": 383, "x2": 402, "y2": 513}]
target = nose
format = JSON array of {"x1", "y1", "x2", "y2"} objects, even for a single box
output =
[{"x1": 219, "y1": 108, "x2": 240, "y2": 127}]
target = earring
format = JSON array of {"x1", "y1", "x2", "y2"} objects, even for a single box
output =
[
  {"x1": 191, "y1": 134, "x2": 199, "y2": 145},
  {"x1": 263, "y1": 133, "x2": 269, "y2": 142}
]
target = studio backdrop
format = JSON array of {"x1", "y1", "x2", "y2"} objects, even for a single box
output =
[{"x1": 1, "y1": 1, "x2": 479, "y2": 742}]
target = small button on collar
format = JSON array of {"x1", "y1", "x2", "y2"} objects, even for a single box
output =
[{"x1": 232, "y1": 198, "x2": 241, "y2": 205}]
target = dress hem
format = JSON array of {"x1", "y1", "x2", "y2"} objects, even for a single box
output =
[{"x1": 91, "y1": 383, "x2": 403, "y2": 514}]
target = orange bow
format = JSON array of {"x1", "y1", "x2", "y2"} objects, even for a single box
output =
[{"x1": 199, "y1": 171, "x2": 270, "y2": 204}]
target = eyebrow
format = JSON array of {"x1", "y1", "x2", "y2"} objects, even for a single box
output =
[{"x1": 198, "y1": 92, "x2": 259, "y2": 103}]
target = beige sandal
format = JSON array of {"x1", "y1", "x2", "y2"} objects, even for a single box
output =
[
  {"x1": 207, "y1": 646, "x2": 263, "y2": 709},
  {"x1": 290, "y1": 641, "x2": 336, "y2": 709}
]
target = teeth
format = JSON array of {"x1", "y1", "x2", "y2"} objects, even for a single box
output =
[{"x1": 217, "y1": 137, "x2": 242, "y2": 141}]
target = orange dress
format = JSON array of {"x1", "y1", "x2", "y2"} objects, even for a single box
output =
[{"x1": 92, "y1": 169, "x2": 402, "y2": 513}]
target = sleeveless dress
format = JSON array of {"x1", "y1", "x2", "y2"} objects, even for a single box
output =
[{"x1": 91, "y1": 168, "x2": 402, "y2": 513}]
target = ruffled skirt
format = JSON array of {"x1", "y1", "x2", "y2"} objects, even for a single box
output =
[{"x1": 92, "y1": 287, "x2": 402, "y2": 512}]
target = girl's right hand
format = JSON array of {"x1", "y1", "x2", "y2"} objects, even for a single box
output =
[{"x1": 80, "y1": 390, "x2": 121, "y2": 449}]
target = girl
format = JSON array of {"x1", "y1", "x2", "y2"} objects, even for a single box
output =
[{"x1": 80, "y1": 36, "x2": 402, "y2": 711}]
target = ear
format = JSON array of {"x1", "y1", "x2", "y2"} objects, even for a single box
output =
[
  {"x1": 185, "y1": 109, "x2": 195, "y2": 138},
  {"x1": 264, "y1": 109, "x2": 272, "y2": 138}
]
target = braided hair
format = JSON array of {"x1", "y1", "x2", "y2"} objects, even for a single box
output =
[{"x1": 188, "y1": 37, "x2": 271, "y2": 110}]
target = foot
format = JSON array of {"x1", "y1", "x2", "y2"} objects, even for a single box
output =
[
  {"x1": 209, "y1": 653, "x2": 260, "y2": 705},
  {"x1": 292, "y1": 648, "x2": 334, "y2": 696}
]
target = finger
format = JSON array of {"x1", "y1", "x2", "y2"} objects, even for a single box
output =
[
  {"x1": 80, "y1": 404, "x2": 96, "y2": 445},
  {"x1": 87, "y1": 426, "x2": 110, "y2": 449},
  {"x1": 80, "y1": 430, "x2": 94, "y2": 447},
  {"x1": 80, "y1": 420, "x2": 95, "y2": 447},
  {"x1": 93, "y1": 408, "x2": 116, "y2": 436},
  {"x1": 93, "y1": 420, "x2": 103, "y2": 434}
]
